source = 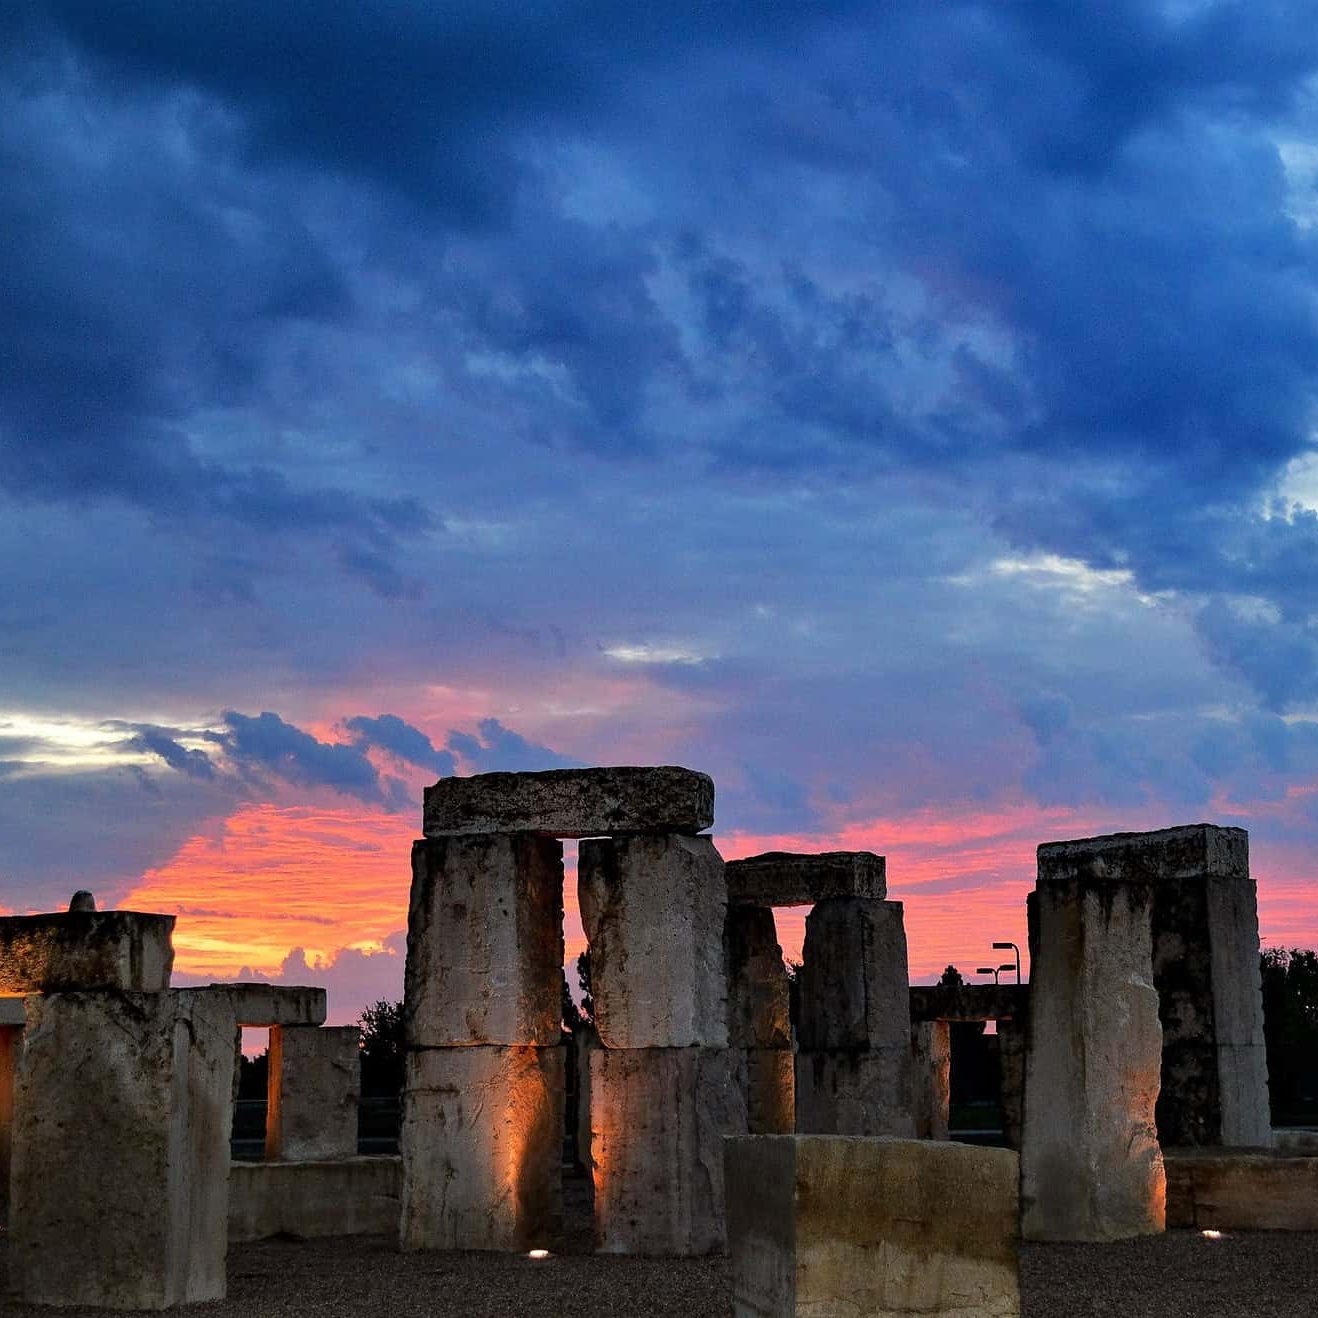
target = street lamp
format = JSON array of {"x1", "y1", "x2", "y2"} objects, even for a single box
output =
[
  {"x1": 976, "y1": 966, "x2": 1001, "y2": 984},
  {"x1": 993, "y1": 941, "x2": 1022, "y2": 984}
]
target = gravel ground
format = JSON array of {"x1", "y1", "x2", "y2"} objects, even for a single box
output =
[{"x1": 0, "y1": 1230, "x2": 1314, "y2": 1315}]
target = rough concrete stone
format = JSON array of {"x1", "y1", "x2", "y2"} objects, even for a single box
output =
[
  {"x1": 575, "y1": 1024, "x2": 599, "y2": 1172},
  {"x1": 1036, "y1": 823, "x2": 1249, "y2": 882},
  {"x1": 797, "y1": 900, "x2": 911, "y2": 1052},
  {"x1": 400, "y1": 1045, "x2": 563, "y2": 1252},
  {"x1": 406, "y1": 833, "x2": 564, "y2": 1047},
  {"x1": 266, "y1": 1025, "x2": 361, "y2": 1162},
  {"x1": 1163, "y1": 1149, "x2": 1318, "y2": 1230},
  {"x1": 794, "y1": 1048, "x2": 916, "y2": 1137},
  {"x1": 744, "y1": 1048, "x2": 795, "y2": 1136},
  {"x1": 0, "y1": 996, "x2": 24, "y2": 1026},
  {"x1": 590, "y1": 1046, "x2": 746, "y2": 1255},
  {"x1": 997, "y1": 1017, "x2": 1027, "y2": 1152},
  {"x1": 229, "y1": 1157, "x2": 401, "y2": 1242},
  {"x1": 578, "y1": 833, "x2": 728, "y2": 1049},
  {"x1": 726, "y1": 851, "x2": 886, "y2": 907},
  {"x1": 209, "y1": 983, "x2": 328, "y2": 1027},
  {"x1": 912, "y1": 1020, "x2": 951, "y2": 1141},
  {"x1": 726, "y1": 1135, "x2": 1021, "y2": 1317},
  {"x1": 0, "y1": 1024, "x2": 20, "y2": 1227},
  {"x1": 1020, "y1": 878, "x2": 1165, "y2": 1242},
  {"x1": 423, "y1": 765, "x2": 715, "y2": 837},
  {"x1": 726, "y1": 905, "x2": 790, "y2": 1049},
  {"x1": 10, "y1": 988, "x2": 237, "y2": 1309},
  {"x1": 0, "y1": 910, "x2": 174, "y2": 993},
  {"x1": 908, "y1": 984, "x2": 1028, "y2": 1024}
]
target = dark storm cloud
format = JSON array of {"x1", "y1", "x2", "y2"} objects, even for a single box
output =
[
  {"x1": 447, "y1": 718, "x2": 584, "y2": 773},
  {"x1": 122, "y1": 727, "x2": 216, "y2": 781},
  {"x1": 344, "y1": 714, "x2": 455, "y2": 777}
]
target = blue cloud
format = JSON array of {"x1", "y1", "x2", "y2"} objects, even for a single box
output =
[{"x1": 344, "y1": 714, "x2": 455, "y2": 777}]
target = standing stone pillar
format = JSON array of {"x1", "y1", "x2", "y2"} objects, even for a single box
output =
[
  {"x1": 726, "y1": 904, "x2": 793, "y2": 1134},
  {"x1": 911, "y1": 1019, "x2": 951, "y2": 1140},
  {"x1": 0, "y1": 1000, "x2": 23, "y2": 1227},
  {"x1": 266, "y1": 1024, "x2": 361, "y2": 1161},
  {"x1": 1020, "y1": 874, "x2": 1164, "y2": 1241},
  {"x1": 401, "y1": 832, "x2": 564, "y2": 1252},
  {"x1": 795, "y1": 899, "x2": 914, "y2": 1136},
  {"x1": 580, "y1": 832, "x2": 743, "y2": 1254},
  {"x1": 10, "y1": 988, "x2": 238, "y2": 1309},
  {"x1": 997, "y1": 1016, "x2": 1027, "y2": 1151}
]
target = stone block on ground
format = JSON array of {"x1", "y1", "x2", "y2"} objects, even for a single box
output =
[
  {"x1": 423, "y1": 765, "x2": 715, "y2": 837},
  {"x1": 796, "y1": 899, "x2": 911, "y2": 1052},
  {"x1": 725, "y1": 851, "x2": 886, "y2": 907},
  {"x1": 1163, "y1": 1149, "x2": 1318, "y2": 1230},
  {"x1": 400, "y1": 1045, "x2": 563, "y2": 1252},
  {"x1": 795, "y1": 1047, "x2": 916, "y2": 1137},
  {"x1": 1020, "y1": 877, "x2": 1165, "y2": 1241},
  {"x1": 229, "y1": 1157, "x2": 401, "y2": 1242},
  {"x1": 209, "y1": 983, "x2": 328, "y2": 1027},
  {"x1": 578, "y1": 833, "x2": 728, "y2": 1048},
  {"x1": 725, "y1": 1135, "x2": 1020, "y2": 1317},
  {"x1": 406, "y1": 833, "x2": 564, "y2": 1047},
  {"x1": 9, "y1": 988, "x2": 237, "y2": 1309},
  {"x1": 590, "y1": 1046, "x2": 746, "y2": 1255},
  {"x1": 0, "y1": 910, "x2": 174, "y2": 993},
  {"x1": 266, "y1": 1025, "x2": 361, "y2": 1162}
]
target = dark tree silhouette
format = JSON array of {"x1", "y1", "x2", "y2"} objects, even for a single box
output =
[
  {"x1": 1262, "y1": 947, "x2": 1318, "y2": 1123},
  {"x1": 358, "y1": 998, "x2": 405, "y2": 1096},
  {"x1": 576, "y1": 950, "x2": 594, "y2": 1023}
]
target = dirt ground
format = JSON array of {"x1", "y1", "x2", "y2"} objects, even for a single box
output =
[{"x1": 1, "y1": 1228, "x2": 1316, "y2": 1317}]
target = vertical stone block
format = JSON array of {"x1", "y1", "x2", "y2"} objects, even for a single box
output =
[
  {"x1": 725, "y1": 1135, "x2": 1021, "y2": 1317},
  {"x1": 997, "y1": 1017, "x2": 1027, "y2": 1151},
  {"x1": 0, "y1": 1020, "x2": 21, "y2": 1227},
  {"x1": 406, "y1": 833, "x2": 564, "y2": 1047},
  {"x1": 590, "y1": 1046, "x2": 746, "y2": 1255},
  {"x1": 1020, "y1": 878, "x2": 1165, "y2": 1241},
  {"x1": 744, "y1": 1048, "x2": 795, "y2": 1135},
  {"x1": 10, "y1": 988, "x2": 237, "y2": 1309},
  {"x1": 912, "y1": 1019, "x2": 951, "y2": 1140},
  {"x1": 400, "y1": 1045, "x2": 563, "y2": 1252},
  {"x1": 266, "y1": 1025, "x2": 361, "y2": 1162},
  {"x1": 795, "y1": 899, "x2": 913, "y2": 1136},
  {"x1": 727, "y1": 905, "x2": 793, "y2": 1135},
  {"x1": 579, "y1": 833, "x2": 728, "y2": 1048}
]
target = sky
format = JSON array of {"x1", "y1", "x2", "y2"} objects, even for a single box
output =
[{"x1": 5, "y1": 1, "x2": 1318, "y2": 1023}]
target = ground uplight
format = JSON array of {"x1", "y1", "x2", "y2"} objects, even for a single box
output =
[{"x1": 528, "y1": 1249, "x2": 551, "y2": 1260}]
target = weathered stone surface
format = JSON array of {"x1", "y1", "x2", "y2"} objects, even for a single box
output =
[
  {"x1": 590, "y1": 1046, "x2": 746, "y2": 1255},
  {"x1": 229, "y1": 1157, "x2": 401, "y2": 1242},
  {"x1": 1037, "y1": 823, "x2": 1248, "y2": 882},
  {"x1": 209, "y1": 983, "x2": 328, "y2": 1027},
  {"x1": 908, "y1": 984, "x2": 1028, "y2": 1024},
  {"x1": 1164, "y1": 1149, "x2": 1318, "y2": 1230},
  {"x1": 423, "y1": 765, "x2": 715, "y2": 837},
  {"x1": 794, "y1": 1048, "x2": 916, "y2": 1137},
  {"x1": 579, "y1": 833, "x2": 728, "y2": 1048},
  {"x1": 406, "y1": 834, "x2": 564, "y2": 1047},
  {"x1": 997, "y1": 1017, "x2": 1027, "y2": 1152},
  {"x1": 743, "y1": 1048, "x2": 795, "y2": 1136},
  {"x1": 0, "y1": 1024, "x2": 20, "y2": 1227},
  {"x1": 797, "y1": 900, "x2": 911, "y2": 1053},
  {"x1": 0, "y1": 910, "x2": 174, "y2": 993},
  {"x1": 400, "y1": 1045, "x2": 563, "y2": 1252},
  {"x1": 575, "y1": 1024, "x2": 599, "y2": 1172},
  {"x1": 726, "y1": 1135, "x2": 1021, "y2": 1317},
  {"x1": 0, "y1": 996, "x2": 24, "y2": 1026},
  {"x1": 912, "y1": 1020, "x2": 951, "y2": 1140},
  {"x1": 726, "y1": 905, "x2": 790, "y2": 1049},
  {"x1": 10, "y1": 988, "x2": 237, "y2": 1309},
  {"x1": 726, "y1": 851, "x2": 886, "y2": 907},
  {"x1": 1020, "y1": 878, "x2": 1165, "y2": 1242},
  {"x1": 266, "y1": 1025, "x2": 361, "y2": 1162}
]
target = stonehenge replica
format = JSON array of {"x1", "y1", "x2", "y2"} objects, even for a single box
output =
[{"x1": 0, "y1": 765, "x2": 1290, "y2": 1314}]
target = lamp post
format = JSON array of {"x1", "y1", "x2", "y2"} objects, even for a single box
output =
[
  {"x1": 976, "y1": 966, "x2": 1001, "y2": 985},
  {"x1": 993, "y1": 941, "x2": 1022, "y2": 984}
]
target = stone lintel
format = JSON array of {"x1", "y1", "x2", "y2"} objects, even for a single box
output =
[
  {"x1": 1037, "y1": 823, "x2": 1248, "y2": 884},
  {"x1": 422, "y1": 765, "x2": 714, "y2": 837},
  {"x1": 0, "y1": 911, "x2": 175, "y2": 994},
  {"x1": 206, "y1": 984, "x2": 328, "y2": 1028},
  {"x1": 725, "y1": 851, "x2": 885, "y2": 906},
  {"x1": 908, "y1": 983, "x2": 1028, "y2": 1023}
]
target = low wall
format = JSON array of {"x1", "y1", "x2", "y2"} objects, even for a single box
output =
[
  {"x1": 229, "y1": 1156, "x2": 401, "y2": 1243},
  {"x1": 1164, "y1": 1149, "x2": 1318, "y2": 1231}
]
